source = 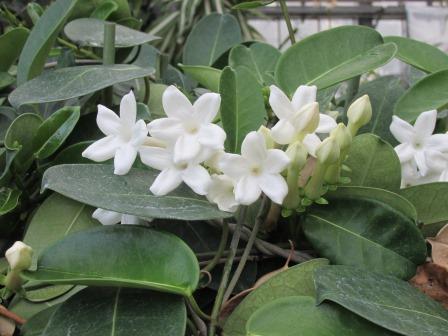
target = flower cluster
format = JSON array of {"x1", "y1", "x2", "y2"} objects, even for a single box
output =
[
  {"x1": 390, "y1": 110, "x2": 448, "y2": 187},
  {"x1": 83, "y1": 84, "x2": 373, "y2": 217}
]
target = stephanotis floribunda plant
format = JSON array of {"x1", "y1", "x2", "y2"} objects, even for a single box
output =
[{"x1": 2, "y1": 1, "x2": 448, "y2": 335}]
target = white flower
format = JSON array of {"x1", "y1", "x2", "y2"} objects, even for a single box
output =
[
  {"x1": 206, "y1": 174, "x2": 239, "y2": 212},
  {"x1": 82, "y1": 91, "x2": 148, "y2": 175},
  {"x1": 269, "y1": 85, "x2": 336, "y2": 145},
  {"x1": 390, "y1": 110, "x2": 448, "y2": 176},
  {"x1": 147, "y1": 86, "x2": 226, "y2": 164},
  {"x1": 5, "y1": 241, "x2": 33, "y2": 271},
  {"x1": 220, "y1": 131, "x2": 290, "y2": 205},
  {"x1": 92, "y1": 208, "x2": 141, "y2": 225},
  {"x1": 139, "y1": 145, "x2": 212, "y2": 196}
]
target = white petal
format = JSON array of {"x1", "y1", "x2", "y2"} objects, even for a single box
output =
[
  {"x1": 303, "y1": 133, "x2": 322, "y2": 157},
  {"x1": 390, "y1": 116, "x2": 415, "y2": 144},
  {"x1": 162, "y1": 85, "x2": 192, "y2": 119},
  {"x1": 271, "y1": 119, "x2": 296, "y2": 145},
  {"x1": 269, "y1": 85, "x2": 294, "y2": 119},
  {"x1": 182, "y1": 165, "x2": 211, "y2": 195},
  {"x1": 114, "y1": 145, "x2": 137, "y2": 175},
  {"x1": 426, "y1": 134, "x2": 448, "y2": 152},
  {"x1": 220, "y1": 153, "x2": 249, "y2": 179},
  {"x1": 82, "y1": 136, "x2": 120, "y2": 162},
  {"x1": 425, "y1": 150, "x2": 447, "y2": 172},
  {"x1": 206, "y1": 175, "x2": 238, "y2": 212},
  {"x1": 440, "y1": 169, "x2": 448, "y2": 182},
  {"x1": 234, "y1": 175, "x2": 261, "y2": 205},
  {"x1": 131, "y1": 119, "x2": 149, "y2": 147},
  {"x1": 394, "y1": 143, "x2": 414, "y2": 163},
  {"x1": 414, "y1": 150, "x2": 429, "y2": 176},
  {"x1": 241, "y1": 131, "x2": 267, "y2": 164},
  {"x1": 197, "y1": 124, "x2": 226, "y2": 150},
  {"x1": 193, "y1": 92, "x2": 221, "y2": 123},
  {"x1": 316, "y1": 114, "x2": 337, "y2": 133},
  {"x1": 258, "y1": 173, "x2": 288, "y2": 205},
  {"x1": 174, "y1": 134, "x2": 201, "y2": 164},
  {"x1": 291, "y1": 85, "x2": 317, "y2": 111},
  {"x1": 97, "y1": 105, "x2": 121, "y2": 135},
  {"x1": 92, "y1": 208, "x2": 121, "y2": 225},
  {"x1": 264, "y1": 149, "x2": 290, "y2": 174},
  {"x1": 150, "y1": 168, "x2": 183, "y2": 195},
  {"x1": 121, "y1": 214, "x2": 140, "y2": 225},
  {"x1": 139, "y1": 146, "x2": 173, "y2": 170},
  {"x1": 147, "y1": 118, "x2": 183, "y2": 142},
  {"x1": 120, "y1": 90, "x2": 137, "y2": 127},
  {"x1": 414, "y1": 110, "x2": 437, "y2": 138}
]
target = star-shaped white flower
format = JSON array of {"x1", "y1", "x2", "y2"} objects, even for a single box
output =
[
  {"x1": 390, "y1": 110, "x2": 448, "y2": 175},
  {"x1": 92, "y1": 208, "x2": 141, "y2": 225},
  {"x1": 147, "y1": 86, "x2": 226, "y2": 164},
  {"x1": 220, "y1": 131, "x2": 290, "y2": 205},
  {"x1": 82, "y1": 91, "x2": 148, "y2": 175},
  {"x1": 269, "y1": 85, "x2": 336, "y2": 145},
  {"x1": 139, "y1": 145, "x2": 212, "y2": 196},
  {"x1": 206, "y1": 174, "x2": 239, "y2": 212}
]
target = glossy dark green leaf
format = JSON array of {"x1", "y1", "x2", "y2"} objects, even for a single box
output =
[
  {"x1": 344, "y1": 133, "x2": 401, "y2": 191},
  {"x1": 303, "y1": 186, "x2": 425, "y2": 279},
  {"x1": 17, "y1": 0, "x2": 80, "y2": 84},
  {"x1": 394, "y1": 69, "x2": 448, "y2": 121},
  {"x1": 0, "y1": 72, "x2": 15, "y2": 90},
  {"x1": 276, "y1": 26, "x2": 391, "y2": 94},
  {"x1": 24, "y1": 193, "x2": 100, "y2": 261},
  {"x1": 354, "y1": 76, "x2": 405, "y2": 144},
  {"x1": 22, "y1": 306, "x2": 58, "y2": 336},
  {"x1": 33, "y1": 107, "x2": 80, "y2": 159},
  {"x1": 220, "y1": 66, "x2": 266, "y2": 153},
  {"x1": 179, "y1": 64, "x2": 221, "y2": 92},
  {"x1": 232, "y1": 0, "x2": 275, "y2": 9},
  {"x1": 42, "y1": 164, "x2": 231, "y2": 220},
  {"x1": 183, "y1": 13, "x2": 242, "y2": 66},
  {"x1": 246, "y1": 296, "x2": 398, "y2": 336},
  {"x1": 90, "y1": 0, "x2": 118, "y2": 19},
  {"x1": 0, "y1": 107, "x2": 16, "y2": 143},
  {"x1": 0, "y1": 27, "x2": 29, "y2": 72},
  {"x1": 0, "y1": 188, "x2": 21, "y2": 215},
  {"x1": 0, "y1": 149, "x2": 18, "y2": 187},
  {"x1": 10, "y1": 64, "x2": 154, "y2": 108},
  {"x1": 384, "y1": 36, "x2": 448, "y2": 73},
  {"x1": 315, "y1": 265, "x2": 448, "y2": 336},
  {"x1": 41, "y1": 287, "x2": 186, "y2": 336},
  {"x1": 223, "y1": 259, "x2": 329, "y2": 336},
  {"x1": 52, "y1": 141, "x2": 92, "y2": 165},
  {"x1": 399, "y1": 182, "x2": 448, "y2": 227},
  {"x1": 229, "y1": 42, "x2": 281, "y2": 85},
  {"x1": 24, "y1": 225, "x2": 199, "y2": 296},
  {"x1": 24, "y1": 284, "x2": 75, "y2": 303},
  {"x1": 64, "y1": 18, "x2": 159, "y2": 48},
  {"x1": 8, "y1": 64, "x2": 154, "y2": 107},
  {"x1": 73, "y1": 0, "x2": 131, "y2": 22}
]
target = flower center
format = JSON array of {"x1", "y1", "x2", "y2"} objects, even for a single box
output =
[
  {"x1": 184, "y1": 122, "x2": 199, "y2": 134},
  {"x1": 176, "y1": 162, "x2": 188, "y2": 170},
  {"x1": 250, "y1": 165, "x2": 262, "y2": 176}
]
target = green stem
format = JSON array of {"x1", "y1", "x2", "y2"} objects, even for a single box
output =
[
  {"x1": 186, "y1": 318, "x2": 199, "y2": 336},
  {"x1": 223, "y1": 197, "x2": 270, "y2": 303},
  {"x1": 143, "y1": 76, "x2": 151, "y2": 105},
  {"x1": 278, "y1": 0, "x2": 296, "y2": 44},
  {"x1": 187, "y1": 295, "x2": 211, "y2": 321},
  {"x1": 103, "y1": 22, "x2": 116, "y2": 106},
  {"x1": 209, "y1": 207, "x2": 247, "y2": 336},
  {"x1": 214, "y1": 0, "x2": 223, "y2": 13},
  {"x1": 57, "y1": 38, "x2": 101, "y2": 60},
  {"x1": 202, "y1": 221, "x2": 229, "y2": 274}
]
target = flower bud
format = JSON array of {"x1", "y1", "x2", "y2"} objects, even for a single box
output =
[
  {"x1": 294, "y1": 102, "x2": 320, "y2": 135},
  {"x1": 285, "y1": 141, "x2": 308, "y2": 168},
  {"x1": 258, "y1": 126, "x2": 275, "y2": 149},
  {"x1": 5, "y1": 241, "x2": 33, "y2": 272},
  {"x1": 316, "y1": 137, "x2": 340, "y2": 165},
  {"x1": 330, "y1": 123, "x2": 352, "y2": 152},
  {"x1": 347, "y1": 95, "x2": 372, "y2": 135}
]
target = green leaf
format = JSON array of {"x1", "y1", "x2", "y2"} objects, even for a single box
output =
[
  {"x1": 183, "y1": 13, "x2": 242, "y2": 66},
  {"x1": 24, "y1": 193, "x2": 100, "y2": 261},
  {"x1": 315, "y1": 265, "x2": 448, "y2": 336},
  {"x1": 148, "y1": 83, "x2": 168, "y2": 119},
  {"x1": 384, "y1": 35, "x2": 448, "y2": 73},
  {"x1": 41, "y1": 287, "x2": 186, "y2": 336},
  {"x1": 17, "y1": 0, "x2": 80, "y2": 85},
  {"x1": 0, "y1": 107, "x2": 16, "y2": 143},
  {"x1": 344, "y1": 133, "x2": 401, "y2": 191},
  {"x1": 303, "y1": 186, "x2": 425, "y2": 279},
  {"x1": 232, "y1": 0, "x2": 275, "y2": 9},
  {"x1": 4, "y1": 113, "x2": 43, "y2": 173},
  {"x1": 24, "y1": 225, "x2": 200, "y2": 296},
  {"x1": 64, "y1": 18, "x2": 159, "y2": 48},
  {"x1": 354, "y1": 76, "x2": 405, "y2": 144},
  {"x1": 42, "y1": 164, "x2": 231, "y2": 220},
  {"x1": 220, "y1": 66, "x2": 266, "y2": 153},
  {"x1": 90, "y1": 0, "x2": 118, "y2": 20},
  {"x1": 0, "y1": 72, "x2": 15, "y2": 90},
  {"x1": 10, "y1": 64, "x2": 154, "y2": 108},
  {"x1": 0, "y1": 27, "x2": 29, "y2": 72},
  {"x1": 246, "y1": 296, "x2": 397, "y2": 336},
  {"x1": 394, "y1": 69, "x2": 448, "y2": 121},
  {"x1": 275, "y1": 26, "x2": 392, "y2": 94},
  {"x1": 33, "y1": 106, "x2": 80, "y2": 159},
  {"x1": 24, "y1": 284, "x2": 75, "y2": 303},
  {"x1": 223, "y1": 259, "x2": 329, "y2": 336},
  {"x1": 179, "y1": 64, "x2": 221, "y2": 92},
  {"x1": 0, "y1": 188, "x2": 21, "y2": 215},
  {"x1": 22, "y1": 306, "x2": 59, "y2": 336},
  {"x1": 52, "y1": 141, "x2": 93, "y2": 165},
  {"x1": 399, "y1": 182, "x2": 448, "y2": 227},
  {"x1": 229, "y1": 42, "x2": 281, "y2": 85}
]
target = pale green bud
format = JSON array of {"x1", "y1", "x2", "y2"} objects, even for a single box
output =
[
  {"x1": 316, "y1": 137, "x2": 340, "y2": 165},
  {"x1": 347, "y1": 95, "x2": 372, "y2": 132},
  {"x1": 295, "y1": 102, "x2": 320, "y2": 135},
  {"x1": 5, "y1": 241, "x2": 33, "y2": 272},
  {"x1": 285, "y1": 141, "x2": 308, "y2": 168},
  {"x1": 330, "y1": 123, "x2": 352, "y2": 151},
  {"x1": 258, "y1": 125, "x2": 275, "y2": 149}
]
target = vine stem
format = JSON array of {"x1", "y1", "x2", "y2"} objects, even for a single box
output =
[
  {"x1": 186, "y1": 295, "x2": 211, "y2": 321},
  {"x1": 222, "y1": 196, "x2": 270, "y2": 303},
  {"x1": 278, "y1": 0, "x2": 296, "y2": 44},
  {"x1": 103, "y1": 22, "x2": 116, "y2": 106},
  {"x1": 214, "y1": 0, "x2": 223, "y2": 14},
  {"x1": 208, "y1": 207, "x2": 247, "y2": 336},
  {"x1": 201, "y1": 220, "x2": 229, "y2": 274}
]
